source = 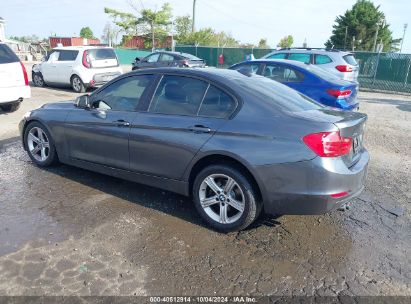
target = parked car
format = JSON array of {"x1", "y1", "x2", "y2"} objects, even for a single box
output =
[
  {"x1": 32, "y1": 46, "x2": 122, "y2": 93},
  {"x1": 230, "y1": 59, "x2": 359, "y2": 110},
  {"x1": 20, "y1": 68, "x2": 368, "y2": 232},
  {"x1": 0, "y1": 43, "x2": 30, "y2": 112},
  {"x1": 132, "y1": 51, "x2": 205, "y2": 70},
  {"x1": 261, "y1": 48, "x2": 359, "y2": 82}
]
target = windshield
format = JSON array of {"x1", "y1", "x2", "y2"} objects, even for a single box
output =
[
  {"x1": 234, "y1": 73, "x2": 324, "y2": 112},
  {"x1": 0, "y1": 44, "x2": 19, "y2": 64}
]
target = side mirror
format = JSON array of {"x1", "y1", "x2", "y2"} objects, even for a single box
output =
[
  {"x1": 135, "y1": 57, "x2": 141, "y2": 62},
  {"x1": 75, "y1": 94, "x2": 91, "y2": 109}
]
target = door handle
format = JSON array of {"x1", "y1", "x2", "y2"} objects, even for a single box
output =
[
  {"x1": 189, "y1": 125, "x2": 212, "y2": 133},
  {"x1": 114, "y1": 119, "x2": 130, "y2": 127}
]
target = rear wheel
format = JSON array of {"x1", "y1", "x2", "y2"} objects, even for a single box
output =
[
  {"x1": 32, "y1": 73, "x2": 45, "y2": 87},
  {"x1": 71, "y1": 75, "x2": 86, "y2": 93},
  {"x1": 0, "y1": 103, "x2": 20, "y2": 112},
  {"x1": 24, "y1": 122, "x2": 58, "y2": 167},
  {"x1": 193, "y1": 165, "x2": 261, "y2": 232}
]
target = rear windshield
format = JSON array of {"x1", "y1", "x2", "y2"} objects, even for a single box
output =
[
  {"x1": 305, "y1": 64, "x2": 341, "y2": 81},
  {"x1": 343, "y1": 54, "x2": 358, "y2": 66},
  {"x1": 0, "y1": 44, "x2": 19, "y2": 64},
  {"x1": 88, "y1": 48, "x2": 117, "y2": 60},
  {"x1": 182, "y1": 53, "x2": 202, "y2": 61},
  {"x1": 234, "y1": 73, "x2": 324, "y2": 112}
]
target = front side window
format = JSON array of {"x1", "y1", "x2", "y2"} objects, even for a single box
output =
[
  {"x1": 288, "y1": 53, "x2": 311, "y2": 64},
  {"x1": 149, "y1": 75, "x2": 208, "y2": 116},
  {"x1": 93, "y1": 75, "x2": 154, "y2": 111},
  {"x1": 268, "y1": 53, "x2": 287, "y2": 59},
  {"x1": 147, "y1": 53, "x2": 160, "y2": 63},
  {"x1": 198, "y1": 85, "x2": 236, "y2": 118},
  {"x1": 314, "y1": 54, "x2": 332, "y2": 65}
]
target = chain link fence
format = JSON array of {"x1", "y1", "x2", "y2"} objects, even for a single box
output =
[{"x1": 175, "y1": 46, "x2": 411, "y2": 94}]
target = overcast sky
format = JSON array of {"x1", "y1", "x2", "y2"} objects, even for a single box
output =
[{"x1": 1, "y1": 0, "x2": 410, "y2": 52}]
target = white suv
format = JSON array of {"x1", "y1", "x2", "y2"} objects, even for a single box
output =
[
  {"x1": 32, "y1": 46, "x2": 123, "y2": 93},
  {"x1": 0, "y1": 43, "x2": 31, "y2": 112}
]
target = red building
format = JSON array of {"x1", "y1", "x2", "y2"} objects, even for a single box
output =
[{"x1": 49, "y1": 37, "x2": 101, "y2": 48}]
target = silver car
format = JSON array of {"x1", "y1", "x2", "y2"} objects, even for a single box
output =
[{"x1": 262, "y1": 48, "x2": 359, "y2": 82}]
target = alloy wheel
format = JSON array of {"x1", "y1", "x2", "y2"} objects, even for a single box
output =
[
  {"x1": 27, "y1": 127, "x2": 50, "y2": 162},
  {"x1": 199, "y1": 174, "x2": 245, "y2": 224}
]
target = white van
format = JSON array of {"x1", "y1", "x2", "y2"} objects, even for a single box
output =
[
  {"x1": 0, "y1": 43, "x2": 31, "y2": 112},
  {"x1": 32, "y1": 46, "x2": 123, "y2": 93}
]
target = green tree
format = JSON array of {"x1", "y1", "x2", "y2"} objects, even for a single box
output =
[
  {"x1": 258, "y1": 38, "x2": 270, "y2": 49},
  {"x1": 80, "y1": 27, "x2": 95, "y2": 39},
  {"x1": 277, "y1": 35, "x2": 293, "y2": 48},
  {"x1": 325, "y1": 0, "x2": 400, "y2": 52},
  {"x1": 104, "y1": 2, "x2": 172, "y2": 50}
]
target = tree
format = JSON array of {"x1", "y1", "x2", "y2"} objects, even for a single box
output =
[
  {"x1": 102, "y1": 22, "x2": 121, "y2": 47},
  {"x1": 258, "y1": 38, "x2": 270, "y2": 49},
  {"x1": 80, "y1": 27, "x2": 95, "y2": 39},
  {"x1": 277, "y1": 35, "x2": 293, "y2": 48},
  {"x1": 325, "y1": 0, "x2": 400, "y2": 52},
  {"x1": 104, "y1": 2, "x2": 173, "y2": 51}
]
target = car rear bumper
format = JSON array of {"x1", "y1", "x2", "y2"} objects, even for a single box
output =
[
  {"x1": 256, "y1": 149, "x2": 369, "y2": 215},
  {"x1": 0, "y1": 85, "x2": 31, "y2": 103}
]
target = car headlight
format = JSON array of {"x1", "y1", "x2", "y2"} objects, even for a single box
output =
[{"x1": 23, "y1": 111, "x2": 32, "y2": 119}]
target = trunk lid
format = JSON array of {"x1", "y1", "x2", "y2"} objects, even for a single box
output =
[{"x1": 292, "y1": 108, "x2": 367, "y2": 167}]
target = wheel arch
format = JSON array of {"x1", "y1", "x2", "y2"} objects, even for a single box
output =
[{"x1": 187, "y1": 154, "x2": 263, "y2": 202}]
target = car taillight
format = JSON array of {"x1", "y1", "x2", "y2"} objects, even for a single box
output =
[
  {"x1": 82, "y1": 50, "x2": 91, "y2": 68},
  {"x1": 303, "y1": 131, "x2": 352, "y2": 157},
  {"x1": 326, "y1": 89, "x2": 352, "y2": 98},
  {"x1": 20, "y1": 62, "x2": 29, "y2": 86},
  {"x1": 335, "y1": 65, "x2": 353, "y2": 72}
]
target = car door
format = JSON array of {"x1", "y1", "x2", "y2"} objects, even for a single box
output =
[
  {"x1": 64, "y1": 74, "x2": 155, "y2": 170},
  {"x1": 139, "y1": 53, "x2": 161, "y2": 69},
  {"x1": 129, "y1": 74, "x2": 238, "y2": 180},
  {"x1": 54, "y1": 50, "x2": 78, "y2": 84},
  {"x1": 158, "y1": 53, "x2": 176, "y2": 67},
  {"x1": 41, "y1": 50, "x2": 60, "y2": 83}
]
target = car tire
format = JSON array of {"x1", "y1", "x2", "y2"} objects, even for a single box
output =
[
  {"x1": 71, "y1": 75, "x2": 86, "y2": 93},
  {"x1": 0, "y1": 103, "x2": 20, "y2": 112},
  {"x1": 192, "y1": 165, "x2": 262, "y2": 232},
  {"x1": 32, "y1": 73, "x2": 45, "y2": 87},
  {"x1": 24, "y1": 121, "x2": 59, "y2": 167}
]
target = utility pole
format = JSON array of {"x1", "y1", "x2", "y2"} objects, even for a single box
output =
[
  {"x1": 192, "y1": 0, "x2": 197, "y2": 33},
  {"x1": 344, "y1": 26, "x2": 348, "y2": 50},
  {"x1": 373, "y1": 19, "x2": 385, "y2": 52},
  {"x1": 400, "y1": 23, "x2": 408, "y2": 53}
]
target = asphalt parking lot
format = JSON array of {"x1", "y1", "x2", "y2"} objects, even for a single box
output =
[{"x1": 0, "y1": 79, "x2": 410, "y2": 296}]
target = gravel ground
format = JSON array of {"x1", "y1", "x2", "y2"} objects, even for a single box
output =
[{"x1": 0, "y1": 82, "x2": 409, "y2": 297}]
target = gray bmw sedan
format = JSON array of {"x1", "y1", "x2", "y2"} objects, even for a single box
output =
[{"x1": 20, "y1": 68, "x2": 369, "y2": 232}]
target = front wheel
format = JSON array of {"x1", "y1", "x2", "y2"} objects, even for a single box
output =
[
  {"x1": 71, "y1": 75, "x2": 86, "y2": 93},
  {"x1": 24, "y1": 122, "x2": 58, "y2": 167},
  {"x1": 193, "y1": 165, "x2": 261, "y2": 232},
  {"x1": 32, "y1": 73, "x2": 45, "y2": 87}
]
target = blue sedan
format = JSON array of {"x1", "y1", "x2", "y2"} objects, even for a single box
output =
[{"x1": 230, "y1": 59, "x2": 359, "y2": 110}]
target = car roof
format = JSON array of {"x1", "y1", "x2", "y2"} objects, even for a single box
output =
[
  {"x1": 52, "y1": 46, "x2": 113, "y2": 51},
  {"x1": 153, "y1": 51, "x2": 199, "y2": 58},
  {"x1": 237, "y1": 59, "x2": 312, "y2": 70},
  {"x1": 266, "y1": 48, "x2": 352, "y2": 56}
]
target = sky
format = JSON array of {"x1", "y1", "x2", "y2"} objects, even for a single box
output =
[{"x1": 0, "y1": 0, "x2": 410, "y2": 53}]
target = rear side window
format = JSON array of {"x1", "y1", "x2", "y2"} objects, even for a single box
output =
[
  {"x1": 149, "y1": 75, "x2": 208, "y2": 116},
  {"x1": 343, "y1": 54, "x2": 358, "y2": 66},
  {"x1": 263, "y1": 64, "x2": 305, "y2": 83},
  {"x1": 267, "y1": 53, "x2": 287, "y2": 59},
  {"x1": 314, "y1": 54, "x2": 332, "y2": 64},
  {"x1": 231, "y1": 63, "x2": 260, "y2": 75},
  {"x1": 288, "y1": 53, "x2": 311, "y2": 63},
  {"x1": 58, "y1": 50, "x2": 79, "y2": 61},
  {"x1": 0, "y1": 44, "x2": 19, "y2": 64},
  {"x1": 88, "y1": 48, "x2": 117, "y2": 60},
  {"x1": 161, "y1": 54, "x2": 174, "y2": 61},
  {"x1": 198, "y1": 85, "x2": 236, "y2": 118}
]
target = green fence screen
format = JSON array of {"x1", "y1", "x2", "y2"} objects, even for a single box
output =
[{"x1": 115, "y1": 48, "x2": 151, "y2": 65}]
